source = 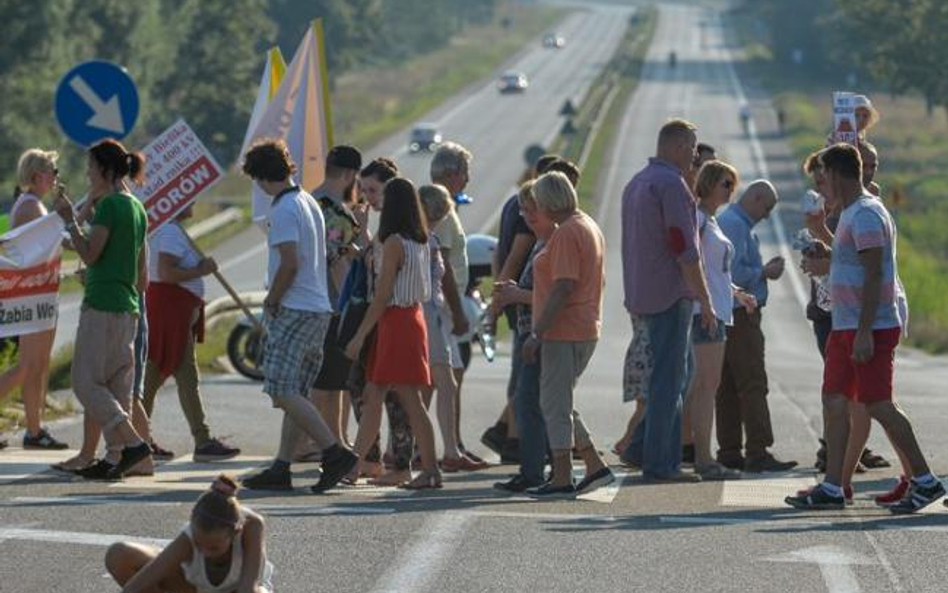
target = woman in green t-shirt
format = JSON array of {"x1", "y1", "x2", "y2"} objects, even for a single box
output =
[{"x1": 54, "y1": 139, "x2": 152, "y2": 481}]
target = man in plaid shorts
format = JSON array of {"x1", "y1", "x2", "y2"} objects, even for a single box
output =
[{"x1": 240, "y1": 139, "x2": 357, "y2": 493}]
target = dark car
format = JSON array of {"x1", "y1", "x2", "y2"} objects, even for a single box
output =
[
  {"x1": 498, "y1": 71, "x2": 528, "y2": 94},
  {"x1": 542, "y1": 33, "x2": 565, "y2": 49},
  {"x1": 408, "y1": 123, "x2": 442, "y2": 153}
]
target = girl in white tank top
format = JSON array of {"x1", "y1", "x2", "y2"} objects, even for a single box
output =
[{"x1": 105, "y1": 476, "x2": 275, "y2": 593}]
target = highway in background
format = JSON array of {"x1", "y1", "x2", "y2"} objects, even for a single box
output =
[
  {"x1": 52, "y1": 4, "x2": 632, "y2": 353},
  {"x1": 7, "y1": 3, "x2": 948, "y2": 592}
]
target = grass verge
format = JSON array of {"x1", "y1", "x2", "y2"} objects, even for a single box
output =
[
  {"x1": 731, "y1": 6, "x2": 948, "y2": 352},
  {"x1": 549, "y1": 8, "x2": 657, "y2": 211}
]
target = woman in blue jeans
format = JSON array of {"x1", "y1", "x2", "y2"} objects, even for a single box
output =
[{"x1": 492, "y1": 180, "x2": 553, "y2": 491}]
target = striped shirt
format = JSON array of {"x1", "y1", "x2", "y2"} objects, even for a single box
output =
[
  {"x1": 830, "y1": 195, "x2": 905, "y2": 331},
  {"x1": 377, "y1": 235, "x2": 431, "y2": 307}
]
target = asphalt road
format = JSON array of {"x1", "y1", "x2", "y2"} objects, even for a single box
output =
[{"x1": 6, "y1": 3, "x2": 948, "y2": 593}]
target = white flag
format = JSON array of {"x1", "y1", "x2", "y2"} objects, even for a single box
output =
[{"x1": 243, "y1": 20, "x2": 334, "y2": 223}]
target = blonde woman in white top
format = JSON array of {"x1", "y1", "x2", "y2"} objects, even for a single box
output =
[
  {"x1": 345, "y1": 178, "x2": 443, "y2": 489},
  {"x1": 683, "y1": 161, "x2": 756, "y2": 480},
  {"x1": 0, "y1": 149, "x2": 68, "y2": 450}
]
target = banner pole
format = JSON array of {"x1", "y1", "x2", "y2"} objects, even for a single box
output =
[{"x1": 182, "y1": 232, "x2": 263, "y2": 331}]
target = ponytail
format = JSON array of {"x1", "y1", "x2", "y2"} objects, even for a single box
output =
[
  {"x1": 191, "y1": 474, "x2": 242, "y2": 532},
  {"x1": 89, "y1": 139, "x2": 146, "y2": 186}
]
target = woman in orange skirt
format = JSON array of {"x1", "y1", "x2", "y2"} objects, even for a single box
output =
[{"x1": 345, "y1": 178, "x2": 441, "y2": 489}]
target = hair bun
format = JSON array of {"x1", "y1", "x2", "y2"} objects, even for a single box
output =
[{"x1": 211, "y1": 475, "x2": 238, "y2": 497}]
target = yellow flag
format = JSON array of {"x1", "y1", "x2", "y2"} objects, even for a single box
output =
[{"x1": 246, "y1": 20, "x2": 334, "y2": 222}]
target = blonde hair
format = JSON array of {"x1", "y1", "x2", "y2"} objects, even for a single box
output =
[
  {"x1": 16, "y1": 149, "x2": 58, "y2": 192},
  {"x1": 533, "y1": 171, "x2": 577, "y2": 213},
  {"x1": 418, "y1": 183, "x2": 452, "y2": 224},
  {"x1": 695, "y1": 160, "x2": 739, "y2": 202},
  {"x1": 430, "y1": 142, "x2": 472, "y2": 182},
  {"x1": 516, "y1": 179, "x2": 537, "y2": 209}
]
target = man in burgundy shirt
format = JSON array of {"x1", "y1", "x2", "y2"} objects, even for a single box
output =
[{"x1": 620, "y1": 119, "x2": 716, "y2": 481}]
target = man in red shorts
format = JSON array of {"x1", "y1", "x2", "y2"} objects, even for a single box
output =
[{"x1": 785, "y1": 143, "x2": 943, "y2": 513}]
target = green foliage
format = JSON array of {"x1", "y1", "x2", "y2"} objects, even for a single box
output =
[
  {"x1": 737, "y1": 2, "x2": 948, "y2": 351},
  {"x1": 0, "y1": 0, "x2": 505, "y2": 204}
]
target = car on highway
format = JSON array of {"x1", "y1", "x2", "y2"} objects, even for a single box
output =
[
  {"x1": 408, "y1": 123, "x2": 442, "y2": 153},
  {"x1": 542, "y1": 33, "x2": 566, "y2": 48},
  {"x1": 498, "y1": 71, "x2": 529, "y2": 94}
]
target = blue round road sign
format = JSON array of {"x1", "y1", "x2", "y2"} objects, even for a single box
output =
[{"x1": 55, "y1": 61, "x2": 139, "y2": 147}]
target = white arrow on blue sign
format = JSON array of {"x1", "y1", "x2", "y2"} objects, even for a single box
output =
[{"x1": 55, "y1": 61, "x2": 139, "y2": 147}]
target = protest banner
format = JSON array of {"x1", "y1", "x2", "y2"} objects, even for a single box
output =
[
  {"x1": 832, "y1": 91, "x2": 858, "y2": 145},
  {"x1": 138, "y1": 119, "x2": 259, "y2": 329},
  {"x1": 0, "y1": 213, "x2": 64, "y2": 338},
  {"x1": 242, "y1": 20, "x2": 333, "y2": 223},
  {"x1": 140, "y1": 119, "x2": 224, "y2": 235}
]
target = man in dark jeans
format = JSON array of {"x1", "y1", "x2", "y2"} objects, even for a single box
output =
[{"x1": 716, "y1": 180, "x2": 797, "y2": 473}]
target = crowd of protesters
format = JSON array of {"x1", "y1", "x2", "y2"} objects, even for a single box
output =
[{"x1": 1, "y1": 89, "x2": 942, "y2": 513}]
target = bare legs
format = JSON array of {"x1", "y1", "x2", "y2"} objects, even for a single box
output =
[
  {"x1": 683, "y1": 342, "x2": 726, "y2": 467},
  {"x1": 0, "y1": 329, "x2": 56, "y2": 437},
  {"x1": 429, "y1": 364, "x2": 461, "y2": 459},
  {"x1": 351, "y1": 382, "x2": 438, "y2": 482}
]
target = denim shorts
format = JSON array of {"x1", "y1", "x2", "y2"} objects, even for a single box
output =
[{"x1": 691, "y1": 314, "x2": 726, "y2": 344}]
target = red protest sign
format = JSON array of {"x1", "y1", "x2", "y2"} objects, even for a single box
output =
[{"x1": 140, "y1": 119, "x2": 223, "y2": 235}]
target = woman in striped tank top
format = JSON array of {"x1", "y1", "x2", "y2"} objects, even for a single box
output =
[{"x1": 344, "y1": 178, "x2": 442, "y2": 489}]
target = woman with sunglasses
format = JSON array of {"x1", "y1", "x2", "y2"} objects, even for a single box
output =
[
  {"x1": 0, "y1": 149, "x2": 69, "y2": 450},
  {"x1": 680, "y1": 160, "x2": 755, "y2": 480}
]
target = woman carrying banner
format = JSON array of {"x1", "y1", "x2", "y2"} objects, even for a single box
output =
[
  {"x1": 0, "y1": 149, "x2": 69, "y2": 451},
  {"x1": 53, "y1": 139, "x2": 153, "y2": 480},
  {"x1": 141, "y1": 204, "x2": 240, "y2": 462}
]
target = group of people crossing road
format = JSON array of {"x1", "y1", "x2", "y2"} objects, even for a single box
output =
[{"x1": 0, "y1": 93, "x2": 943, "y2": 561}]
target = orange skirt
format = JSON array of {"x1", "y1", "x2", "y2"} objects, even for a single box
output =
[{"x1": 367, "y1": 305, "x2": 430, "y2": 386}]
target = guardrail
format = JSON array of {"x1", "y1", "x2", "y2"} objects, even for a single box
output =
[{"x1": 60, "y1": 206, "x2": 245, "y2": 275}]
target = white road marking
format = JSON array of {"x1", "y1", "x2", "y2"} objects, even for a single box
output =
[
  {"x1": 765, "y1": 545, "x2": 872, "y2": 593},
  {"x1": 0, "y1": 448, "x2": 75, "y2": 485},
  {"x1": 863, "y1": 531, "x2": 906, "y2": 593},
  {"x1": 252, "y1": 504, "x2": 397, "y2": 516},
  {"x1": 368, "y1": 511, "x2": 473, "y2": 593},
  {"x1": 720, "y1": 476, "x2": 817, "y2": 508},
  {"x1": 10, "y1": 494, "x2": 180, "y2": 507},
  {"x1": 575, "y1": 470, "x2": 628, "y2": 504},
  {"x1": 0, "y1": 525, "x2": 170, "y2": 548}
]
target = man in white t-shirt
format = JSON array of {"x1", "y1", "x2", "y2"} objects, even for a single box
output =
[
  {"x1": 240, "y1": 139, "x2": 357, "y2": 494},
  {"x1": 430, "y1": 142, "x2": 474, "y2": 457}
]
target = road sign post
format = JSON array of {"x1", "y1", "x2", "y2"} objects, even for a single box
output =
[{"x1": 55, "y1": 61, "x2": 140, "y2": 147}]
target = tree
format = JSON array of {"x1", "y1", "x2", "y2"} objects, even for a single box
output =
[{"x1": 154, "y1": 0, "x2": 275, "y2": 164}]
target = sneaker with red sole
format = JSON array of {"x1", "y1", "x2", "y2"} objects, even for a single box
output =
[
  {"x1": 875, "y1": 476, "x2": 909, "y2": 507},
  {"x1": 440, "y1": 455, "x2": 490, "y2": 473}
]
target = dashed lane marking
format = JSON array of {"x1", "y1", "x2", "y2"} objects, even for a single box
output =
[
  {"x1": 107, "y1": 455, "x2": 416, "y2": 498},
  {"x1": 0, "y1": 525, "x2": 170, "y2": 548},
  {"x1": 720, "y1": 476, "x2": 818, "y2": 508},
  {"x1": 0, "y1": 448, "x2": 76, "y2": 485}
]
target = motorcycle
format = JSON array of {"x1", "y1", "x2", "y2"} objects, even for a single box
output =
[{"x1": 220, "y1": 234, "x2": 499, "y2": 382}]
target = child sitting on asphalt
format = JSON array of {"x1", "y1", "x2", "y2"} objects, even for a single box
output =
[{"x1": 105, "y1": 475, "x2": 274, "y2": 593}]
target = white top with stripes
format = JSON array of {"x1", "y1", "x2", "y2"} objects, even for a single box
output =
[{"x1": 377, "y1": 235, "x2": 431, "y2": 307}]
